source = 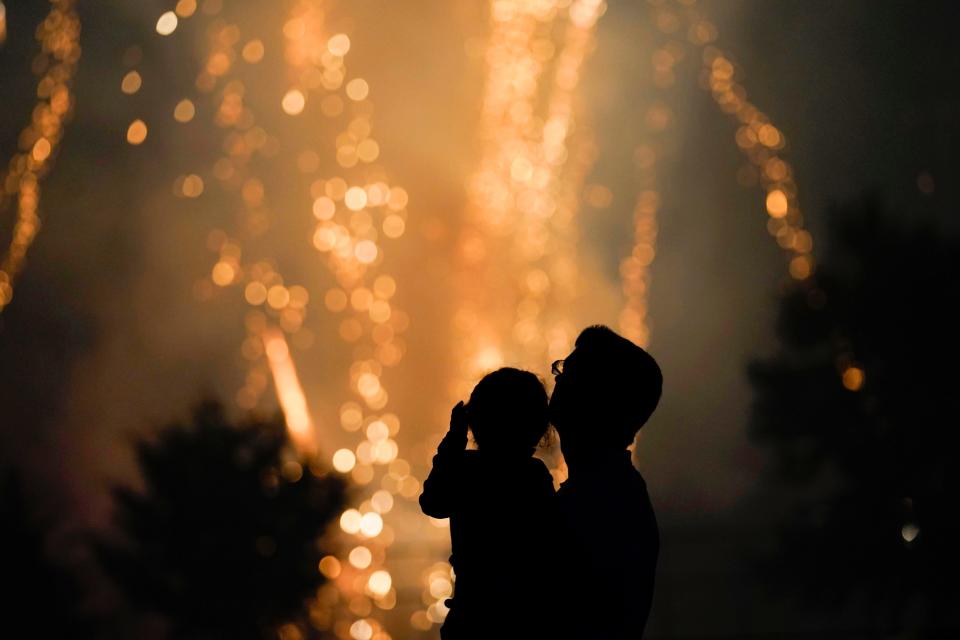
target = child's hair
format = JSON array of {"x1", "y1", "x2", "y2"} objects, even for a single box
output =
[{"x1": 466, "y1": 367, "x2": 550, "y2": 455}]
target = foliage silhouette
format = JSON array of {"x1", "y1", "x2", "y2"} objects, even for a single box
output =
[
  {"x1": 96, "y1": 400, "x2": 345, "y2": 639},
  {"x1": 0, "y1": 469, "x2": 97, "y2": 638},
  {"x1": 748, "y1": 198, "x2": 960, "y2": 633}
]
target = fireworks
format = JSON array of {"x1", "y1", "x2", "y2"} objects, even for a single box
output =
[
  {"x1": 454, "y1": 0, "x2": 606, "y2": 400},
  {"x1": 93, "y1": 0, "x2": 821, "y2": 636},
  {"x1": 0, "y1": 0, "x2": 80, "y2": 312}
]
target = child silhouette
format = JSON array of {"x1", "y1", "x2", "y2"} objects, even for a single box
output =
[{"x1": 419, "y1": 367, "x2": 559, "y2": 639}]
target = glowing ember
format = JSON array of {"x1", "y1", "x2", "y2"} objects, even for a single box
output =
[{"x1": 262, "y1": 328, "x2": 317, "y2": 455}]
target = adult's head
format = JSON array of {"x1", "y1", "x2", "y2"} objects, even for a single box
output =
[
  {"x1": 467, "y1": 367, "x2": 549, "y2": 456},
  {"x1": 549, "y1": 325, "x2": 662, "y2": 455}
]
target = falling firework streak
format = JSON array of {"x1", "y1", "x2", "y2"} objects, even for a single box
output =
[{"x1": 0, "y1": 0, "x2": 80, "y2": 312}]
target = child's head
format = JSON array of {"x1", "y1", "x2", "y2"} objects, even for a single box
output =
[{"x1": 466, "y1": 367, "x2": 549, "y2": 456}]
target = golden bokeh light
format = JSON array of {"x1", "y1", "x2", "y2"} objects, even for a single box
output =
[
  {"x1": 333, "y1": 448, "x2": 357, "y2": 473},
  {"x1": 242, "y1": 38, "x2": 265, "y2": 63},
  {"x1": 349, "y1": 545, "x2": 373, "y2": 569},
  {"x1": 765, "y1": 189, "x2": 789, "y2": 218},
  {"x1": 346, "y1": 78, "x2": 370, "y2": 101},
  {"x1": 282, "y1": 89, "x2": 306, "y2": 115},
  {"x1": 340, "y1": 509, "x2": 363, "y2": 535},
  {"x1": 367, "y1": 570, "x2": 392, "y2": 597},
  {"x1": 155, "y1": 11, "x2": 178, "y2": 36},
  {"x1": 319, "y1": 555, "x2": 342, "y2": 579},
  {"x1": 359, "y1": 512, "x2": 384, "y2": 538},
  {"x1": 175, "y1": 0, "x2": 197, "y2": 18},
  {"x1": 327, "y1": 33, "x2": 351, "y2": 56},
  {"x1": 173, "y1": 99, "x2": 196, "y2": 122},
  {"x1": 126, "y1": 119, "x2": 148, "y2": 145},
  {"x1": 31, "y1": 138, "x2": 52, "y2": 163},
  {"x1": 121, "y1": 70, "x2": 142, "y2": 94},
  {"x1": 842, "y1": 366, "x2": 865, "y2": 391}
]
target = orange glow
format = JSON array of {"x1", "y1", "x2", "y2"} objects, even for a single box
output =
[
  {"x1": 319, "y1": 555, "x2": 342, "y2": 579},
  {"x1": 121, "y1": 70, "x2": 142, "y2": 95},
  {"x1": 126, "y1": 119, "x2": 148, "y2": 145},
  {"x1": 156, "y1": 11, "x2": 178, "y2": 36},
  {"x1": 262, "y1": 327, "x2": 317, "y2": 455},
  {"x1": 349, "y1": 546, "x2": 373, "y2": 569},
  {"x1": 842, "y1": 366, "x2": 865, "y2": 391},
  {"x1": 175, "y1": 0, "x2": 196, "y2": 18},
  {"x1": 282, "y1": 89, "x2": 306, "y2": 115},
  {"x1": 1, "y1": 0, "x2": 81, "y2": 312},
  {"x1": 173, "y1": 99, "x2": 196, "y2": 122},
  {"x1": 765, "y1": 189, "x2": 789, "y2": 218}
]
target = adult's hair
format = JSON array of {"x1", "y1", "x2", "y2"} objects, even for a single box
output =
[
  {"x1": 467, "y1": 367, "x2": 550, "y2": 454},
  {"x1": 563, "y1": 325, "x2": 662, "y2": 447}
]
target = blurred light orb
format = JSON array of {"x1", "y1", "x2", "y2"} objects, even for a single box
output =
[
  {"x1": 387, "y1": 187, "x2": 408, "y2": 210},
  {"x1": 346, "y1": 78, "x2": 370, "y2": 101},
  {"x1": 373, "y1": 439, "x2": 398, "y2": 464},
  {"x1": 344, "y1": 186, "x2": 368, "y2": 210},
  {"x1": 357, "y1": 139, "x2": 380, "y2": 162},
  {"x1": 313, "y1": 197, "x2": 336, "y2": 220},
  {"x1": 332, "y1": 448, "x2": 357, "y2": 473},
  {"x1": 429, "y1": 576, "x2": 452, "y2": 599},
  {"x1": 355, "y1": 240, "x2": 378, "y2": 264},
  {"x1": 182, "y1": 174, "x2": 204, "y2": 197},
  {"x1": 318, "y1": 555, "x2": 341, "y2": 579},
  {"x1": 267, "y1": 285, "x2": 291, "y2": 309},
  {"x1": 357, "y1": 373, "x2": 381, "y2": 397},
  {"x1": 211, "y1": 261, "x2": 235, "y2": 286},
  {"x1": 173, "y1": 99, "x2": 196, "y2": 122},
  {"x1": 126, "y1": 119, "x2": 148, "y2": 145},
  {"x1": 244, "y1": 282, "x2": 267, "y2": 305},
  {"x1": 366, "y1": 420, "x2": 389, "y2": 442},
  {"x1": 359, "y1": 512, "x2": 383, "y2": 537},
  {"x1": 32, "y1": 138, "x2": 52, "y2": 162},
  {"x1": 765, "y1": 189, "x2": 788, "y2": 218},
  {"x1": 842, "y1": 366, "x2": 865, "y2": 391},
  {"x1": 156, "y1": 11, "x2": 178, "y2": 36},
  {"x1": 175, "y1": 0, "x2": 196, "y2": 17},
  {"x1": 349, "y1": 620, "x2": 372, "y2": 640},
  {"x1": 371, "y1": 489, "x2": 394, "y2": 514},
  {"x1": 340, "y1": 509, "x2": 362, "y2": 534},
  {"x1": 349, "y1": 545, "x2": 373, "y2": 569},
  {"x1": 789, "y1": 254, "x2": 812, "y2": 280},
  {"x1": 410, "y1": 612, "x2": 431, "y2": 631},
  {"x1": 901, "y1": 523, "x2": 920, "y2": 542},
  {"x1": 328, "y1": 33, "x2": 351, "y2": 56},
  {"x1": 368, "y1": 570, "x2": 392, "y2": 596},
  {"x1": 242, "y1": 39, "x2": 265, "y2": 63},
  {"x1": 382, "y1": 215, "x2": 405, "y2": 238},
  {"x1": 351, "y1": 287, "x2": 373, "y2": 311},
  {"x1": 282, "y1": 89, "x2": 306, "y2": 115},
  {"x1": 121, "y1": 71, "x2": 142, "y2": 95}
]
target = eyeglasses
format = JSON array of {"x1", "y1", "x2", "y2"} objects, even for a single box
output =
[{"x1": 551, "y1": 359, "x2": 564, "y2": 376}]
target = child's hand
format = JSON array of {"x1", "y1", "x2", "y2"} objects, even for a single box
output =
[
  {"x1": 450, "y1": 401, "x2": 469, "y2": 437},
  {"x1": 438, "y1": 401, "x2": 468, "y2": 452}
]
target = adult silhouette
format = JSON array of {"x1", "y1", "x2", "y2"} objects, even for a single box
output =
[{"x1": 550, "y1": 325, "x2": 662, "y2": 639}]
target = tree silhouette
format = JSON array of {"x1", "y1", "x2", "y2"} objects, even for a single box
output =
[
  {"x1": 96, "y1": 400, "x2": 345, "y2": 639},
  {"x1": 747, "y1": 198, "x2": 960, "y2": 633},
  {"x1": 0, "y1": 469, "x2": 97, "y2": 638}
]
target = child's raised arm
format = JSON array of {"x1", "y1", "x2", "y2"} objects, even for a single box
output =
[{"x1": 418, "y1": 401, "x2": 468, "y2": 518}]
